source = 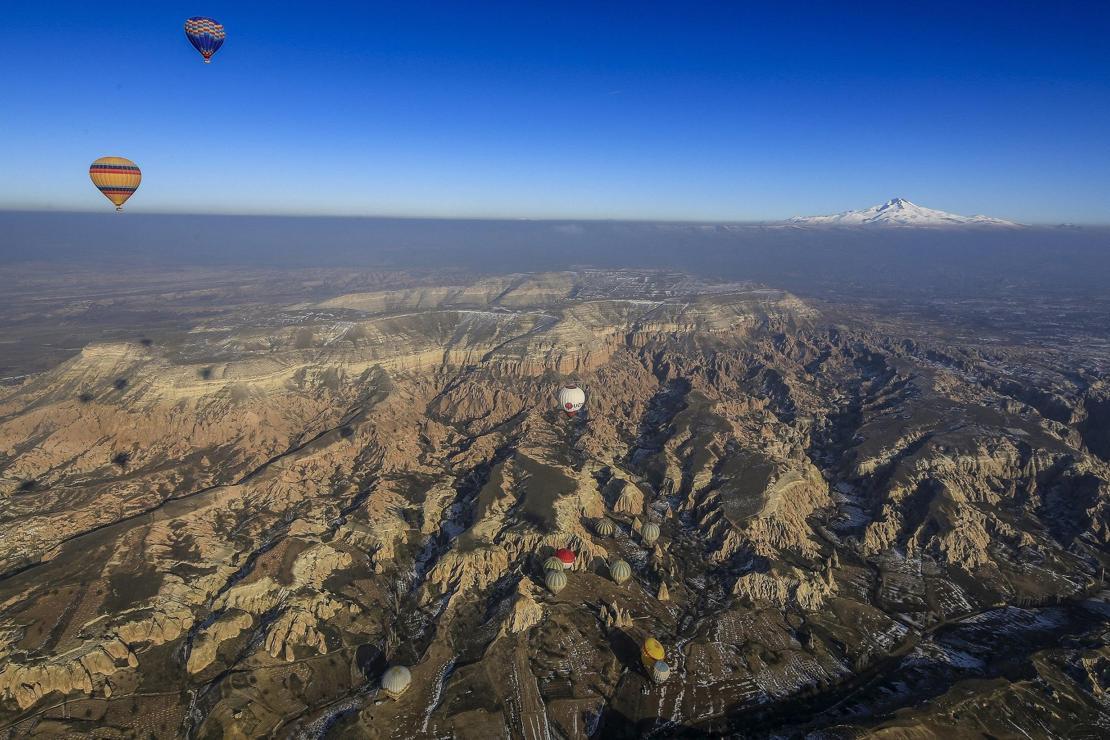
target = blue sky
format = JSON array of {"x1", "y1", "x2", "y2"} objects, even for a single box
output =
[{"x1": 2, "y1": 1, "x2": 1109, "y2": 222}]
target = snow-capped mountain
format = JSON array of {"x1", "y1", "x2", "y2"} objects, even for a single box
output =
[{"x1": 788, "y1": 198, "x2": 1021, "y2": 228}]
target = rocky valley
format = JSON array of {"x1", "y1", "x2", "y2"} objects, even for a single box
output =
[{"x1": 0, "y1": 268, "x2": 1107, "y2": 738}]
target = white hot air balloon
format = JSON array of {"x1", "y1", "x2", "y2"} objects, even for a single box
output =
[
  {"x1": 595, "y1": 518, "x2": 615, "y2": 537},
  {"x1": 543, "y1": 556, "x2": 565, "y2": 572},
  {"x1": 641, "y1": 522, "x2": 660, "y2": 546},
  {"x1": 557, "y1": 385, "x2": 586, "y2": 416},
  {"x1": 381, "y1": 665, "x2": 411, "y2": 699}
]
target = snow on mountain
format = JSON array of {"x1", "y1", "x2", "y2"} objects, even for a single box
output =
[{"x1": 787, "y1": 198, "x2": 1021, "y2": 228}]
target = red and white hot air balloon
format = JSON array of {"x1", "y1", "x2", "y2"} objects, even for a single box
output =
[{"x1": 557, "y1": 385, "x2": 586, "y2": 416}]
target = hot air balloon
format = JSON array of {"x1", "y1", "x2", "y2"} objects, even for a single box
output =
[
  {"x1": 543, "y1": 556, "x2": 564, "y2": 572},
  {"x1": 545, "y1": 569, "x2": 567, "y2": 594},
  {"x1": 609, "y1": 559, "x2": 631, "y2": 584},
  {"x1": 381, "y1": 665, "x2": 411, "y2": 699},
  {"x1": 555, "y1": 548, "x2": 576, "y2": 567},
  {"x1": 652, "y1": 660, "x2": 671, "y2": 684},
  {"x1": 595, "y1": 519, "x2": 615, "y2": 537},
  {"x1": 185, "y1": 17, "x2": 226, "y2": 63},
  {"x1": 641, "y1": 637, "x2": 665, "y2": 673},
  {"x1": 89, "y1": 157, "x2": 141, "y2": 212},
  {"x1": 641, "y1": 522, "x2": 660, "y2": 547},
  {"x1": 557, "y1": 385, "x2": 586, "y2": 416}
]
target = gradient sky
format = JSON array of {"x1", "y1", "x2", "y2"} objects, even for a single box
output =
[{"x1": 3, "y1": 1, "x2": 1109, "y2": 222}]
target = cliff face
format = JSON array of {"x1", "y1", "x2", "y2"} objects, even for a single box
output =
[{"x1": 0, "y1": 270, "x2": 1106, "y2": 737}]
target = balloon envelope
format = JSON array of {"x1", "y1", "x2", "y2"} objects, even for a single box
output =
[
  {"x1": 609, "y1": 559, "x2": 631, "y2": 583},
  {"x1": 652, "y1": 660, "x2": 671, "y2": 683},
  {"x1": 89, "y1": 157, "x2": 141, "y2": 211},
  {"x1": 185, "y1": 17, "x2": 226, "y2": 63},
  {"x1": 557, "y1": 385, "x2": 586, "y2": 414},
  {"x1": 641, "y1": 637, "x2": 665, "y2": 671},
  {"x1": 545, "y1": 569, "x2": 567, "y2": 594},
  {"x1": 381, "y1": 665, "x2": 411, "y2": 698}
]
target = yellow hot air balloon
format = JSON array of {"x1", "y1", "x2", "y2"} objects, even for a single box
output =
[
  {"x1": 89, "y1": 157, "x2": 141, "y2": 211},
  {"x1": 641, "y1": 637, "x2": 665, "y2": 672}
]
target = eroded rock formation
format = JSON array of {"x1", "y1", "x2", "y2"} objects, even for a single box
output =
[{"x1": 0, "y1": 270, "x2": 1106, "y2": 737}]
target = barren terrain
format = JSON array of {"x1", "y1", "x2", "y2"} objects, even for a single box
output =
[{"x1": 0, "y1": 267, "x2": 1107, "y2": 738}]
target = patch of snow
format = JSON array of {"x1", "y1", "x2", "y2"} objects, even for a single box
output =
[
  {"x1": 420, "y1": 658, "x2": 457, "y2": 733},
  {"x1": 787, "y1": 198, "x2": 1021, "y2": 228}
]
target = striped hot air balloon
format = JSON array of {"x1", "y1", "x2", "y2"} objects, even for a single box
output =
[
  {"x1": 185, "y1": 17, "x2": 226, "y2": 63},
  {"x1": 652, "y1": 660, "x2": 671, "y2": 684},
  {"x1": 609, "y1": 559, "x2": 631, "y2": 584},
  {"x1": 545, "y1": 569, "x2": 567, "y2": 595},
  {"x1": 89, "y1": 157, "x2": 141, "y2": 212}
]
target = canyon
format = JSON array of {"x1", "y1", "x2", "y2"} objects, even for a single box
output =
[{"x1": 0, "y1": 268, "x2": 1106, "y2": 738}]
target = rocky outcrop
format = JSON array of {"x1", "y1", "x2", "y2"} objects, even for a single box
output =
[
  {"x1": 188, "y1": 610, "x2": 254, "y2": 674},
  {"x1": 609, "y1": 478, "x2": 646, "y2": 516},
  {"x1": 427, "y1": 547, "x2": 514, "y2": 598},
  {"x1": 114, "y1": 604, "x2": 195, "y2": 646},
  {"x1": 733, "y1": 568, "x2": 836, "y2": 611},
  {"x1": 695, "y1": 456, "x2": 831, "y2": 561},
  {"x1": 506, "y1": 581, "x2": 545, "y2": 634},
  {"x1": 264, "y1": 596, "x2": 343, "y2": 662},
  {"x1": 292, "y1": 544, "x2": 354, "y2": 589},
  {"x1": 858, "y1": 430, "x2": 1108, "y2": 581},
  {"x1": 216, "y1": 577, "x2": 289, "y2": 615},
  {"x1": 0, "y1": 638, "x2": 137, "y2": 709},
  {"x1": 600, "y1": 600, "x2": 634, "y2": 630}
]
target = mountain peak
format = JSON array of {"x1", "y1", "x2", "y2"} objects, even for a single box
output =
[{"x1": 788, "y1": 199, "x2": 1020, "y2": 228}]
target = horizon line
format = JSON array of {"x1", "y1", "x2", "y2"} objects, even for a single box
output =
[{"x1": 1, "y1": 207, "x2": 1105, "y2": 228}]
